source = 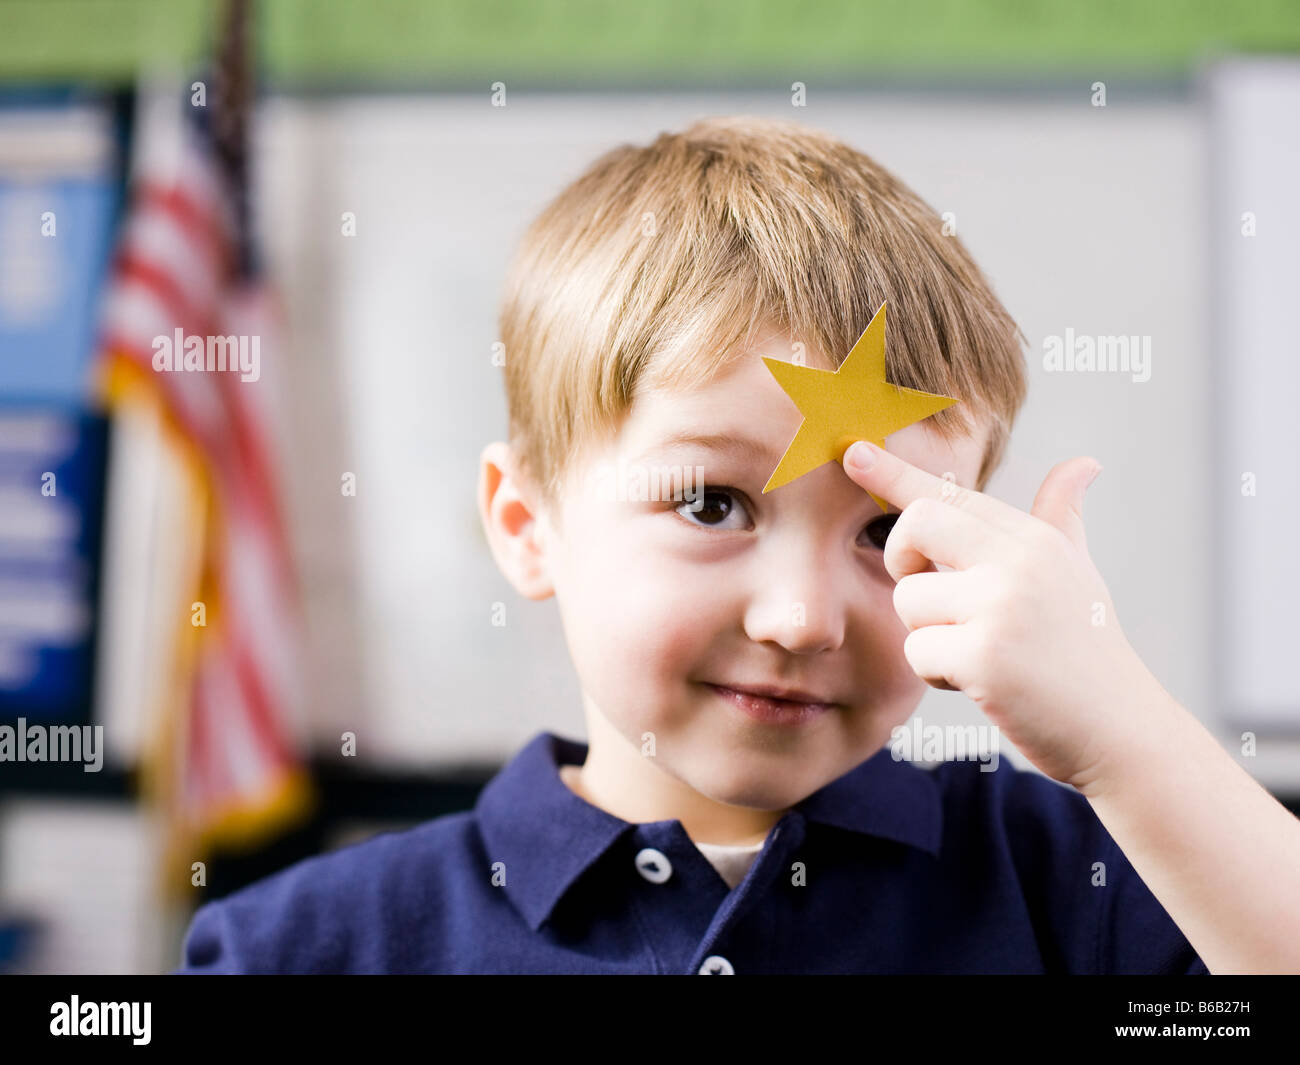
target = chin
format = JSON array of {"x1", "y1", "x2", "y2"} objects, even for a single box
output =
[{"x1": 690, "y1": 763, "x2": 821, "y2": 811}]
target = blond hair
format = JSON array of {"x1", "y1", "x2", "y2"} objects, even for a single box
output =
[{"x1": 498, "y1": 115, "x2": 1027, "y2": 505}]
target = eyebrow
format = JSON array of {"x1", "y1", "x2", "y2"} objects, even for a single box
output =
[
  {"x1": 633, "y1": 430, "x2": 781, "y2": 466},
  {"x1": 630, "y1": 429, "x2": 903, "y2": 514}
]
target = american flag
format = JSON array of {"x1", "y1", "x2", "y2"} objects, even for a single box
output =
[{"x1": 95, "y1": 0, "x2": 314, "y2": 897}]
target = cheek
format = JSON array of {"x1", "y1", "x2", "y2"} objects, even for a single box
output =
[
  {"x1": 551, "y1": 521, "x2": 721, "y2": 696},
  {"x1": 853, "y1": 571, "x2": 925, "y2": 695}
]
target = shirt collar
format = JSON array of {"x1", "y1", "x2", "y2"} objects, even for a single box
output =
[{"x1": 475, "y1": 731, "x2": 943, "y2": 931}]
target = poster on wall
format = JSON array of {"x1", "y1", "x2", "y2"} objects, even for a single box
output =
[{"x1": 0, "y1": 92, "x2": 122, "y2": 729}]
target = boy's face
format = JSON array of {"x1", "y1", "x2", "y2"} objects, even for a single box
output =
[{"x1": 498, "y1": 329, "x2": 991, "y2": 812}]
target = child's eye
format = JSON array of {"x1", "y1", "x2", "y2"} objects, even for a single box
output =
[
  {"x1": 858, "y1": 512, "x2": 899, "y2": 550},
  {"x1": 675, "y1": 487, "x2": 752, "y2": 531}
]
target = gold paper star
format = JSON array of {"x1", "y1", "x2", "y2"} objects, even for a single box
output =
[{"x1": 761, "y1": 302, "x2": 959, "y2": 512}]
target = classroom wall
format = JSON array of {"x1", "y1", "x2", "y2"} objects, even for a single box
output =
[
  {"x1": 249, "y1": 87, "x2": 1248, "y2": 773},
  {"x1": 10, "y1": 80, "x2": 1299, "y2": 976}
]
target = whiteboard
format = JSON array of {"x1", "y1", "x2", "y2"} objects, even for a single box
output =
[{"x1": 251, "y1": 90, "x2": 1211, "y2": 766}]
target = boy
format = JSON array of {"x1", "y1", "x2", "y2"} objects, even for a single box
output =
[{"x1": 178, "y1": 116, "x2": 1300, "y2": 974}]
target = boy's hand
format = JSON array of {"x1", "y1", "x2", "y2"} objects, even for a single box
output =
[{"x1": 842, "y1": 440, "x2": 1164, "y2": 793}]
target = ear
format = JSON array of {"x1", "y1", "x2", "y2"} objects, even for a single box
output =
[{"x1": 477, "y1": 441, "x2": 555, "y2": 601}]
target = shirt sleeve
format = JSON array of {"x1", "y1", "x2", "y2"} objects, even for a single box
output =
[
  {"x1": 994, "y1": 761, "x2": 1209, "y2": 974},
  {"x1": 169, "y1": 828, "x2": 426, "y2": 974},
  {"x1": 171, "y1": 858, "x2": 340, "y2": 974},
  {"x1": 174, "y1": 898, "x2": 246, "y2": 974},
  {"x1": 1094, "y1": 827, "x2": 1210, "y2": 975}
]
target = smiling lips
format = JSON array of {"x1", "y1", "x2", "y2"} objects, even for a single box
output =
[{"x1": 708, "y1": 682, "x2": 837, "y2": 726}]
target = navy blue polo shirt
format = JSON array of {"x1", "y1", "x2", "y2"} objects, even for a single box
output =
[{"x1": 176, "y1": 731, "x2": 1209, "y2": 974}]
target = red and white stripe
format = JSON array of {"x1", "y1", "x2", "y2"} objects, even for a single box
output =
[{"x1": 97, "y1": 92, "x2": 306, "y2": 838}]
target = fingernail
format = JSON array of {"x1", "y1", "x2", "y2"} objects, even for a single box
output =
[
  {"x1": 1086, "y1": 462, "x2": 1103, "y2": 487},
  {"x1": 845, "y1": 441, "x2": 877, "y2": 473}
]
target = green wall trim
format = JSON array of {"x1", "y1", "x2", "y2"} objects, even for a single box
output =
[{"x1": 1, "y1": 0, "x2": 1297, "y2": 85}]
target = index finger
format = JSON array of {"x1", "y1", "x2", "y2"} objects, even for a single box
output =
[{"x1": 841, "y1": 439, "x2": 1026, "y2": 536}]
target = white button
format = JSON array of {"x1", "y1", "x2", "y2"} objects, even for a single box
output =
[
  {"x1": 635, "y1": 847, "x2": 672, "y2": 884},
  {"x1": 699, "y1": 955, "x2": 734, "y2": 975}
]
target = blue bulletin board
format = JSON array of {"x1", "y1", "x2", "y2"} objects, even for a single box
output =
[
  {"x1": 0, "y1": 410, "x2": 108, "y2": 724},
  {"x1": 0, "y1": 89, "x2": 125, "y2": 728}
]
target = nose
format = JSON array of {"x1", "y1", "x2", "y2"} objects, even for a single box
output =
[{"x1": 742, "y1": 540, "x2": 848, "y2": 655}]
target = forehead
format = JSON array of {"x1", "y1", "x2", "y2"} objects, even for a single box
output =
[{"x1": 618, "y1": 329, "x2": 989, "y2": 489}]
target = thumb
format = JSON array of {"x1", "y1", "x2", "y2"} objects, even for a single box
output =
[{"x1": 1030, "y1": 457, "x2": 1102, "y2": 552}]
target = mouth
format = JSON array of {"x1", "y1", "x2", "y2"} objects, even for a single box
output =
[{"x1": 707, "y1": 682, "x2": 838, "y2": 726}]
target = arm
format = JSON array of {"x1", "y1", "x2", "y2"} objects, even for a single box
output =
[
  {"x1": 1080, "y1": 670, "x2": 1300, "y2": 975},
  {"x1": 843, "y1": 439, "x2": 1300, "y2": 975}
]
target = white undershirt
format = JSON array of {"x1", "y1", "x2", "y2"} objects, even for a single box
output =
[
  {"x1": 559, "y1": 765, "x2": 766, "y2": 890},
  {"x1": 694, "y1": 838, "x2": 766, "y2": 889}
]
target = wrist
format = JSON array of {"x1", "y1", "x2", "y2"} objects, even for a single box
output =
[{"x1": 1067, "y1": 653, "x2": 1185, "y2": 800}]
